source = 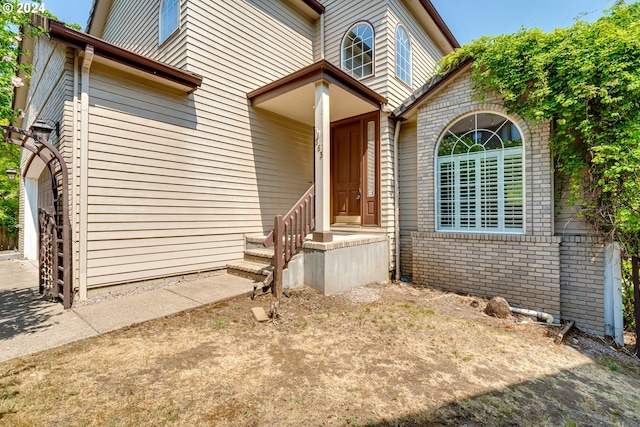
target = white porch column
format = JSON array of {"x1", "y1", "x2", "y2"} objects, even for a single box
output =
[{"x1": 313, "y1": 80, "x2": 333, "y2": 242}]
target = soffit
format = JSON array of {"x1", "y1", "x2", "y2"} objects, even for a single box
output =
[{"x1": 248, "y1": 60, "x2": 387, "y2": 126}]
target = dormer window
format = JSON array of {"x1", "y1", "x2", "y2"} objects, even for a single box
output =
[
  {"x1": 395, "y1": 25, "x2": 411, "y2": 86},
  {"x1": 159, "y1": 0, "x2": 179, "y2": 44},
  {"x1": 341, "y1": 22, "x2": 374, "y2": 79}
]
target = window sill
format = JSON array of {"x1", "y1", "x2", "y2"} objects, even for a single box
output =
[{"x1": 412, "y1": 231, "x2": 561, "y2": 244}]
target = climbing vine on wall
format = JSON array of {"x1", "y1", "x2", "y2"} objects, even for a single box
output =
[
  {"x1": 440, "y1": 0, "x2": 640, "y2": 252},
  {"x1": 439, "y1": 0, "x2": 640, "y2": 350}
]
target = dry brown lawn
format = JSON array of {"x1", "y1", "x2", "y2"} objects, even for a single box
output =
[{"x1": 1, "y1": 282, "x2": 639, "y2": 426}]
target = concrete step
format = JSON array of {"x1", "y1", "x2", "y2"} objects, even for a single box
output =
[
  {"x1": 244, "y1": 247, "x2": 274, "y2": 263},
  {"x1": 227, "y1": 260, "x2": 272, "y2": 282},
  {"x1": 245, "y1": 235, "x2": 268, "y2": 250}
]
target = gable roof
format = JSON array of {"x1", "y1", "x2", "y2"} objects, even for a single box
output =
[
  {"x1": 48, "y1": 20, "x2": 202, "y2": 91},
  {"x1": 392, "y1": 58, "x2": 473, "y2": 120}
]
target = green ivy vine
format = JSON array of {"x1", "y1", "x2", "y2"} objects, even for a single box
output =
[{"x1": 439, "y1": 0, "x2": 640, "y2": 255}]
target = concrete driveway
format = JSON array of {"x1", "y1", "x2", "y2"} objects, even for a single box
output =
[{"x1": 0, "y1": 258, "x2": 255, "y2": 363}]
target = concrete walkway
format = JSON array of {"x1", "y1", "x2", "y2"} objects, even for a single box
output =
[{"x1": 0, "y1": 259, "x2": 255, "y2": 363}]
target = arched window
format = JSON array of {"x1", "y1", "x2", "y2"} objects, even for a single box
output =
[
  {"x1": 341, "y1": 22, "x2": 374, "y2": 79},
  {"x1": 159, "y1": 0, "x2": 179, "y2": 44},
  {"x1": 436, "y1": 113, "x2": 524, "y2": 233},
  {"x1": 395, "y1": 25, "x2": 411, "y2": 86}
]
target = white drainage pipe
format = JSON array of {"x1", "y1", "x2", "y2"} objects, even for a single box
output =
[{"x1": 510, "y1": 307, "x2": 555, "y2": 325}]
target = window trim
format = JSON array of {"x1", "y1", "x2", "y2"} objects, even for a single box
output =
[
  {"x1": 340, "y1": 21, "x2": 375, "y2": 80},
  {"x1": 395, "y1": 24, "x2": 412, "y2": 87},
  {"x1": 434, "y1": 112, "x2": 525, "y2": 234},
  {"x1": 159, "y1": 0, "x2": 180, "y2": 45}
]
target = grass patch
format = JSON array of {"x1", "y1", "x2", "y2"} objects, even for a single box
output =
[{"x1": 208, "y1": 318, "x2": 228, "y2": 330}]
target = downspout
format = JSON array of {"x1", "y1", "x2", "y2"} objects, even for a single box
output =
[
  {"x1": 72, "y1": 51, "x2": 79, "y2": 297},
  {"x1": 79, "y1": 45, "x2": 94, "y2": 300},
  {"x1": 393, "y1": 120, "x2": 402, "y2": 280},
  {"x1": 320, "y1": 12, "x2": 325, "y2": 59}
]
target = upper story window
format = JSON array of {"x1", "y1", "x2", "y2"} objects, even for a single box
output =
[
  {"x1": 159, "y1": 0, "x2": 179, "y2": 44},
  {"x1": 341, "y1": 22, "x2": 374, "y2": 79},
  {"x1": 436, "y1": 113, "x2": 524, "y2": 233},
  {"x1": 395, "y1": 25, "x2": 411, "y2": 86}
]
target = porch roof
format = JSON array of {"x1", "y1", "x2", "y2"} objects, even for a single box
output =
[{"x1": 247, "y1": 60, "x2": 387, "y2": 126}]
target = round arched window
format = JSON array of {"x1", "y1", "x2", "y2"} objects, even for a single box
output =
[
  {"x1": 341, "y1": 22, "x2": 374, "y2": 79},
  {"x1": 436, "y1": 113, "x2": 524, "y2": 233},
  {"x1": 395, "y1": 25, "x2": 411, "y2": 86}
]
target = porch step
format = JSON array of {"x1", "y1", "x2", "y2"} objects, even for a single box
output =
[
  {"x1": 330, "y1": 225, "x2": 388, "y2": 235},
  {"x1": 226, "y1": 260, "x2": 273, "y2": 282},
  {"x1": 244, "y1": 247, "x2": 274, "y2": 263},
  {"x1": 245, "y1": 235, "x2": 268, "y2": 250}
]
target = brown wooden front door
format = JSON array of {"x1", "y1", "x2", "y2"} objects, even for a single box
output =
[{"x1": 330, "y1": 112, "x2": 379, "y2": 226}]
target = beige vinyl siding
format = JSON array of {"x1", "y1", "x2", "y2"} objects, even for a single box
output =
[
  {"x1": 21, "y1": 38, "x2": 75, "y2": 259},
  {"x1": 554, "y1": 177, "x2": 594, "y2": 235},
  {"x1": 398, "y1": 120, "x2": 417, "y2": 278},
  {"x1": 24, "y1": 40, "x2": 71, "y2": 145},
  {"x1": 321, "y1": 0, "x2": 390, "y2": 98},
  {"x1": 386, "y1": 0, "x2": 444, "y2": 107},
  {"x1": 24, "y1": 42, "x2": 74, "y2": 190},
  {"x1": 38, "y1": 169, "x2": 53, "y2": 214},
  {"x1": 85, "y1": 0, "x2": 315, "y2": 288},
  {"x1": 100, "y1": 0, "x2": 188, "y2": 68}
]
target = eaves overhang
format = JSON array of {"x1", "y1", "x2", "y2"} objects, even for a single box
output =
[
  {"x1": 301, "y1": 0, "x2": 324, "y2": 15},
  {"x1": 247, "y1": 59, "x2": 387, "y2": 125},
  {"x1": 48, "y1": 19, "x2": 202, "y2": 92},
  {"x1": 419, "y1": 0, "x2": 459, "y2": 49}
]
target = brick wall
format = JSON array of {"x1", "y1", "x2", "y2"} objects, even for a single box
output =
[
  {"x1": 407, "y1": 68, "x2": 607, "y2": 335},
  {"x1": 412, "y1": 232, "x2": 561, "y2": 317},
  {"x1": 411, "y1": 69, "x2": 561, "y2": 320},
  {"x1": 560, "y1": 236, "x2": 605, "y2": 336}
]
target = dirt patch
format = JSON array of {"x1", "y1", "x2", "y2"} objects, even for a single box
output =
[{"x1": 1, "y1": 282, "x2": 639, "y2": 426}]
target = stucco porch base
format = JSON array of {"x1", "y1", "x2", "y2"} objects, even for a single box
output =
[{"x1": 283, "y1": 234, "x2": 389, "y2": 294}]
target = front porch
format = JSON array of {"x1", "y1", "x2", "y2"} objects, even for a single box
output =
[
  {"x1": 228, "y1": 230, "x2": 389, "y2": 296},
  {"x1": 245, "y1": 61, "x2": 390, "y2": 296}
]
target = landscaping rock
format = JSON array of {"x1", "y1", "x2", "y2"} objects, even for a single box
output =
[
  {"x1": 484, "y1": 296, "x2": 511, "y2": 319},
  {"x1": 251, "y1": 307, "x2": 269, "y2": 322}
]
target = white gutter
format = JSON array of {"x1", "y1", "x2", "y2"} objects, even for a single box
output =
[
  {"x1": 393, "y1": 121, "x2": 402, "y2": 280},
  {"x1": 79, "y1": 45, "x2": 94, "y2": 300}
]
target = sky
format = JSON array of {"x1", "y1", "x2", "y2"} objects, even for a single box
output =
[{"x1": 43, "y1": 0, "x2": 617, "y2": 44}]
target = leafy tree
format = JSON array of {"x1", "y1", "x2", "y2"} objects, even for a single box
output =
[
  {"x1": 0, "y1": 140, "x2": 18, "y2": 236},
  {"x1": 0, "y1": 1, "x2": 52, "y2": 238},
  {"x1": 439, "y1": 1, "x2": 640, "y2": 354}
]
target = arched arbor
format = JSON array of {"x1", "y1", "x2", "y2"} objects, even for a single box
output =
[{"x1": 2, "y1": 125, "x2": 71, "y2": 309}]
